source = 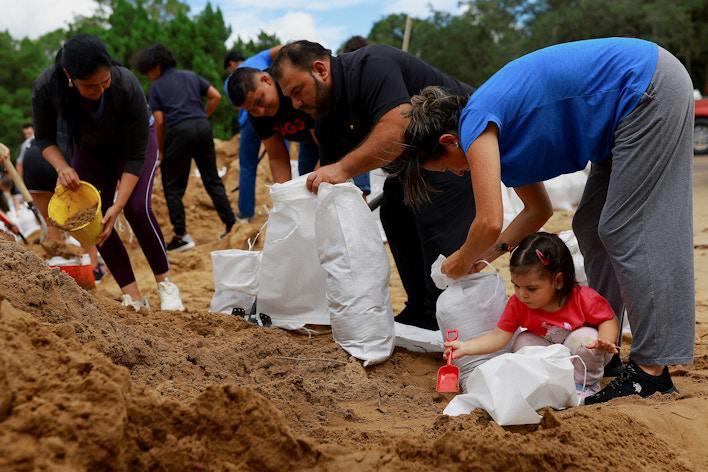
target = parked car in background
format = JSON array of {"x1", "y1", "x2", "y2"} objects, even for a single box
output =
[{"x1": 696, "y1": 97, "x2": 708, "y2": 155}]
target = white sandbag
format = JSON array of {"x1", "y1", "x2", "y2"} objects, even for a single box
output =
[
  {"x1": 432, "y1": 255, "x2": 511, "y2": 386},
  {"x1": 557, "y1": 230, "x2": 588, "y2": 286},
  {"x1": 543, "y1": 167, "x2": 589, "y2": 211},
  {"x1": 6, "y1": 206, "x2": 40, "y2": 237},
  {"x1": 315, "y1": 182, "x2": 394, "y2": 366},
  {"x1": 443, "y1": 344, "x2": 578, "y2": 425},
  {"x1": 210, "y1": 249, "x2": 261, "y2": 314},
  {"x1": 394, "y1": 322, "x2": 443, "y2": 353},
  {"x1": 500, "y1": 184, "x2": 525, "y2": 230},
  {"x1": 257, "y1": 175, "x2": 329, "y2": 329}
]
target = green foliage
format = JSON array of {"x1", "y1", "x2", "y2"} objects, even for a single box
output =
[
  {"x1": 0, "y1": 0, "x2": 280, "y2": 150},
  {"x1": 368, "y1": 0, "x2": 708, "y2": 91}
]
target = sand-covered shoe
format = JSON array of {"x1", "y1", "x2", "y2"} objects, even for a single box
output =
[
  {"x1": 585, "y1": 360, "x2": 677, "y2": 405},
  {"x1": 158, "y1": 279, "x2": 185, "y2": 311},
  {"x1": 121, "y1": 294, "x2": 150, "y2": 313}
]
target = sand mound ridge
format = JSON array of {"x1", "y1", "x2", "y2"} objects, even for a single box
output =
[{"x1": 2, "y1": 236, "x2": 705, "y2": 471}]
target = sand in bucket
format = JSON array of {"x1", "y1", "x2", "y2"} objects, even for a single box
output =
[{"x1": 48, "y1": 182, "x2": 104, "y2": 247}]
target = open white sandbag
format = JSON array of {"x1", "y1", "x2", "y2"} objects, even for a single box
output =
[
  {"x1": 432, "y1": 256, "x2": 511, "y2": 387},
  {"x1": 557, "y1": 230, "x2": 588, "y2": 285},
  {"x1": 394, "y1": 322, "x2": 443, "y2": 353},
  {"x1": 6, "y1": 206, "x2": 40, "y2": 237},
  {"x1": 500, "y1": 183, "x2": 525, "y2": 230},
  {"x1": 257, "y1": 175, "x2": 329, "y2": 329},
  {"x1": 210, "y1": 248, "x2": 261, "y2": 314},
  {"x1": 443, "y1": 344, "x2": 578, "y2": 425},
  {"x1": 543, "y1": 167, "x2": 589, "y2": 211},
  {"x1": 315, "y1": 182, "x2": 394, "y2": 366}
]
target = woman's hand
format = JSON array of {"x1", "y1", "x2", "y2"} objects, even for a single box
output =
[
  {"x1": 585, "y1": 338, "x2": 619, "y2": 354},
  {"x1": 97, "y1": 204, "x2": 122, "y2": 246},
  {"x1": 441, "y1": 248, "x2": 476, "y2": 278},
  {"x1": 57, "y1": 166, "x2": 81, "y2": 190}
]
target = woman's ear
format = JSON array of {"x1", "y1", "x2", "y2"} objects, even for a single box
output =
[{"x1": 438, "y1": 133, "x2": 458, "y2": 147}]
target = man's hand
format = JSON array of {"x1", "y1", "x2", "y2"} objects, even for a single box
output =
[
  {"x1": 57, "y1": 166, "x2": 81, "y2": 190},
  {"x1": 305, "y1": 162, "x2": 350, "y2": 193},
  {"x1": 0, "y1": 143, "x2": 9, "y2": 162},
  {"x1": 97, "y1": 204, "x2": 122, "y2": 246}
]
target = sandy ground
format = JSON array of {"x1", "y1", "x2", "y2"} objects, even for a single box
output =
[{"x1": 0, "y1": 140, "x2": 706, "y2": 471}]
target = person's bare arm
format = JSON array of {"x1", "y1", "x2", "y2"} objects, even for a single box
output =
[
  {"x1": 444, "y1": 327, "x2": 513, "y2": 359},
  {"x1": 263, "y1": 135, "x2": 292, "y2": 183},
  {"x1": 153, "y1": 110, "x2": 166, "y2": 162},
  {"x1": 97, "y1": 172, "x2": 139, "y2": 246},
  {"x1": 42, "y1": 145, "x2": 80, "y2": 190},
  {"x1": 205, "y1": 85, "x2": 221, "y2": 117},
  {"x1": 306, "y1": 104, "x2": 409, "y2": 192},
  {"x1": 586, "y1": 318, "x2": 620, "y2": 354},
  {"x1": 268, "y1": 45, "x2": 284, "y2": 60},
  {"x1": 471, "y1": 182, "x2": 553, "y2": 269}
]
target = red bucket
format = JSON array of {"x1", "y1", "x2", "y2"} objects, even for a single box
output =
[{"x1": 48, "y1": 256, "x2": 95, "y2": 290}]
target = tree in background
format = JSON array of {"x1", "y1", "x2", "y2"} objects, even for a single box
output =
[
  {"x1": 0, "y1": 0, "x2": 279, "y2": 151},
  {"x1": 368, "y1": 0, "x2": 708, "y2": 91}
]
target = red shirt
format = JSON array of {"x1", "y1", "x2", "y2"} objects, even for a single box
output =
[{"x1": 497, "y1": 286, "x2": 615, "y2": 343}]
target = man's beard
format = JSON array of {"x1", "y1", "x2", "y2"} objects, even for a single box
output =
[{"x1": 309, "y1": 74, "x2": 331, "y2": 118}]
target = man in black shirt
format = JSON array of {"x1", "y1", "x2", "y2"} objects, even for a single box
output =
[
  {"x1": 226, "y1": 67, "x2": 319, "y2": 183},
  {"x1": 271, "y1": 41, "x2": 477, "y2": 330},
  {"x1": 135, "y1": 44, "x2": 235, "y2": 251}
]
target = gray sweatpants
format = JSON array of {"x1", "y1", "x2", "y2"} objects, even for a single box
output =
[{"x1": 572, "y1": 47, "x2": 695, "y2": 366}]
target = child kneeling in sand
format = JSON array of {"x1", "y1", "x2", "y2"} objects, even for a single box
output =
[{"x1": 445, "y1": 232, "x2": 619, "y2": 403}]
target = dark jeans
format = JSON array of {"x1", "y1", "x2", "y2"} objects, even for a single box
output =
[
  {"x1": 162, "y1": 118, "x2": 235, "y2": 235},
  {"x1": 380, "y1": 172, "x2": 476, "y2": 330}
]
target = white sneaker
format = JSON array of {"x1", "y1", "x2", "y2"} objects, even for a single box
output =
[
  {"x1": 158, "y1": 279, "x2": 185, "y2": 311},
  {"x1": 120, "y1": 294, "x2": 150, "y2": 312}
]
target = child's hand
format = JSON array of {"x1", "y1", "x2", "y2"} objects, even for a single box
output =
[
  {"x1": 443, "y1": 340, "x2": 468, "y2": 360},
  {"x1": 585, "y1": 338, "x2": 619, "y2": 354}
]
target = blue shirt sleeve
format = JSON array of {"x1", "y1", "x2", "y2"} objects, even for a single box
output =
[{"x1": 458, "y1": 106, "x2": 502, "y2": 155}]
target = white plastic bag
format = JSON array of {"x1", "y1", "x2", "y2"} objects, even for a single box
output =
[
  {"x1": 443, "y1": 344, "x2": 578, "y2": 425},
  {"x1": 210, "y1": 248, "x2": 261, "y2": 314},
  {"x1": 394, "y1": 322, "x2": 443, "y2": 353},
  {"x1": 558, "y1": 230, "x2": 588, "y2": 286},
  {"x1": 257, "y1": 175, "x2": 329, "y2": 329},
  {"x1": 543, "y1": 167, "x2": 589, "y2": 211},
  {"x1": 315, "y1": 182, "x2": 394, "y2": 366},
  {"x1": 432, "y1": 255, "x2": 511, "y2": 386}
]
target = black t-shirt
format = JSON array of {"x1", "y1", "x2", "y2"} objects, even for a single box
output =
[
  {"x1": 316, "y1": 44, "x2": 474, "y2": 165},
  {"x1": 32, "y1": 65, "x2": 150, "y2": 176},
  {"x1": 148, "y1": 68, "x2": 210, "y2": 127},
  {"x1": 249, "y1": 82, "x2": 314, "y2": 143}
]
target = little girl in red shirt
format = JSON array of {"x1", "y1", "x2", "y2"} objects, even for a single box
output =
[{"x1": 445, "y1": 232, "x2": 620, "y2": 401}]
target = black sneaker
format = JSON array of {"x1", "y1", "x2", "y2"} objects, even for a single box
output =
[
  {"x1": 585, "y1": 360, "x2": 678, "y2": 405},
  {"x1": 166, "y1": 234, "x2": 195, "y2": 252},
  {"x1": 603, "y1": 353, "x2": 625, "y2": 377},
  {"x1": 219, "y1": 223, "x2": 234, "y2": 240}
]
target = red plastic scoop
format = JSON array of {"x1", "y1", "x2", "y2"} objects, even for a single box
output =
[{"x1": 436, "y1": 329, "x2": 460, "y2": 393}]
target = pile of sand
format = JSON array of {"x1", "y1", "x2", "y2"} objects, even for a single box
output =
[
  {"x1": 2, "y1": 237, "x2": 706, "y2": 470},
  {"x1": 1, "y1": 139, "x2": 706, "y2": 470}
]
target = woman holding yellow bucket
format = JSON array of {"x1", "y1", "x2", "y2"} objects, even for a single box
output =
[{"x1": 32, "y1": 34, "x2": 184, "y2": 312}]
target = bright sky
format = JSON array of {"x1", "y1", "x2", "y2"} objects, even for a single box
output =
[{"x1": 0, "y1": 0, "x2": 465, "y2": 50}]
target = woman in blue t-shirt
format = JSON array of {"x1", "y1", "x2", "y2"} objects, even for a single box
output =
[{"x1": 393, "y1": 38, "x2": 694, "y2": 405}]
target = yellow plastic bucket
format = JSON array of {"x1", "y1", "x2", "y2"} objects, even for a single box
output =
[{"x1": 48, "y1": 181, "x2": 103, "y2": 246}]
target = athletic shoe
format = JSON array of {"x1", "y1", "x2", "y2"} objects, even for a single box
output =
[
  {"x1": 576, "y1": 382, "x2": 601, "y2": 405},
  {"x1": 584, "y1": 360, "x2": 678, "y2": 405},
  {"x1": 158, "y1": 279, "x2": 185, "y2": 311},
  {"x1": 121, "y1": 294, "x2": 150, "y2": 313},
  {"x1": 93, "y1": 264, "x2": 107, "y2": 284},
  {"x1": 236, "y1": 213, "x2": 253, "y2": 223},
  {"x1": 603, "y1": 353, "x2": 625, "y2": 377},
  {"x1": 219, "y1": 223, "x2": 234, "y2": 240},
  {"x1": 166, "y1": 234, "x2": 195, "y2": 252}
]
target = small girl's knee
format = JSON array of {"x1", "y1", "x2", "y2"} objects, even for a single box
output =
[{"x1": 511, "y1": 331, "x2": 547, "y2": 352}]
